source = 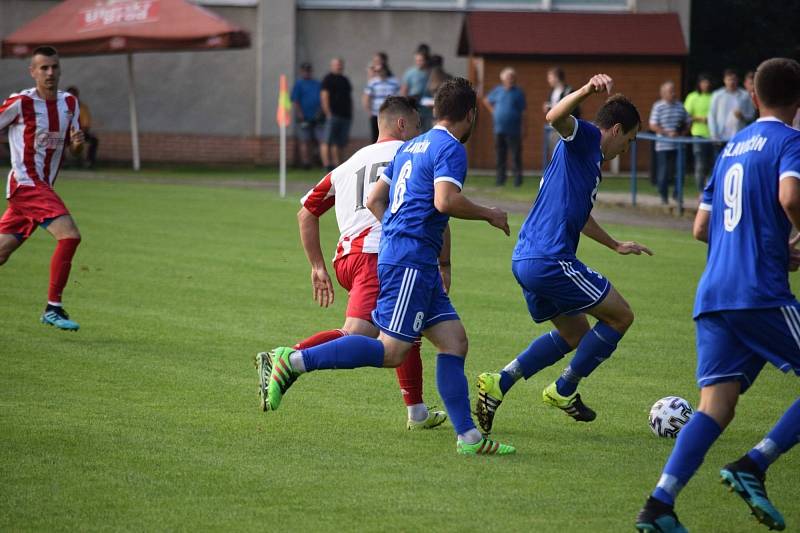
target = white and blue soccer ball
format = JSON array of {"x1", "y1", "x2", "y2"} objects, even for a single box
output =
[{"x1": 649, "y1": 396, "x2": 694, "y2": 438}]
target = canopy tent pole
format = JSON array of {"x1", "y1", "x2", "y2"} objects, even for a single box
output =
[{"x1": 127, "y1": 53, "x2": 141, "y2": 171}]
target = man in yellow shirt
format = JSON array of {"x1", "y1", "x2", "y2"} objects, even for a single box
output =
[
  {"x1": 65, "y1": 87, "x2": 98, "y2": 169},
  {"x1": 683, "y1": 74, "x2": 713, "y2": 190}
]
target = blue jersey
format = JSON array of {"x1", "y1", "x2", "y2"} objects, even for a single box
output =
[
  {"x1": 513, "y1": 118, "x2": 602, "y2": 260},
  {"x1": 694, "y1": 117, "x2": 800, "y2": 318},
  {"x1": 378, "y1": 126, "x2": 467, "y2": 270}
]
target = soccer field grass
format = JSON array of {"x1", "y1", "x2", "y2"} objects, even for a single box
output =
[{"x1": 1, "y1": 178, "x2": 798, "y2": 532}]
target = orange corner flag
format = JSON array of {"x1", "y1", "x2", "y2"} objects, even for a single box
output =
[{"x1": 276, "y1": 74, "x2": 291, "y2": 127}]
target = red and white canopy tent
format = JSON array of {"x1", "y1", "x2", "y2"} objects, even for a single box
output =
[{"x1": 1, "y1": 0, "x2": 250, "y2": 170}]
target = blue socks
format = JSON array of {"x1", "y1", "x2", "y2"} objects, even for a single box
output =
[
  {"x1": 652, "y1": 411, "x2": 723, "y2": 506},
  {"x1": 746, "y1": 397, "x2": 800, "y2": 473},
  {"x1": 499, "y1": 331, "x2": 572, "y2": 394},
  {"x1": 436, "y1": 353, "x2": 476, "y2": 435},
  {"x1": 556, "y1": 322, "x2": 623, "y2": 396},
  {"x1": 300, "y1": 335, "x2": 384, "y2": 371}
]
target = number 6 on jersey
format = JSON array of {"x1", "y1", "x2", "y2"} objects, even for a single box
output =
[{"x1": 391, "y1": 160, "x2": 413, "y2": 214}]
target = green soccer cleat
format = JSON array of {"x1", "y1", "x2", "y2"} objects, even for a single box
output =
[
  {"x1": 255, "y1": 351, "x2": 273, "y2": 411},
  {"x1": 635, "y1": 497, "x2": 689, "y2": 533},
  {"x1": 406, "y1": 409, "x2": 448, "y2": 430},
  {"x1": 41, "y1": 307, "x2": 79, "y2": 331},
  {"x1": 457, "y1": 436, "x2": 516, "y2": 456},
  {"x1": 266, "y1": 347, "x2": 300, "y2": 411},
  {"x1": 475, "y1": 372, "x2": 504, "y2": 435},
  {"x1": 542, "y1": 382, "x2": 596, "y2": 422},
  {"x1": 720, "y1": 458, "x2": 785, "y2": 531}
]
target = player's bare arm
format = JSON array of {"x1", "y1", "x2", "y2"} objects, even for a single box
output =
[
  {"x1": 433, "y1": 181, "x2": 509, "y2": 235},
  {"x1": 582, "y1": 214, "x2": 653, "y2": 255},
  {"x1": 366, "y1": 178, "x2": 390, "y2": 222},
  {"x1": 779, "y1": 177, "x2": 800, "y2": 270},
  {"x1": 546, "y1": 74, "x2": 614, "y2": 138},
  {"x1": 693, "y1": 209, "x2": 710, "y2": 243},
  {"x1": 69, "y1": 126, "x2": 85, "y2": 155},
  {"x1": 439, "y1": 224, "x2": 452, "y2": 293},
  {"x1": 297, "y1": 206, "x2": 335, "y2": 307}
]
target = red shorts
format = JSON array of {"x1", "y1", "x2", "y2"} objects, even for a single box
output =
[
  {"x1": 334, "y1": 253, "x2": 379, "y2": 321},
  {"x1": 0, "y1": 184, "x2": 70, "y2": 240}
]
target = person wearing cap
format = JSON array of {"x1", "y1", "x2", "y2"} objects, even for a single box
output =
[{"x1": 291, "y1": 62, "x2": 323, "y2": 169}]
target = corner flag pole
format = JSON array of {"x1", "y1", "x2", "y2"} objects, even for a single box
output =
[{"x1": 277, "y1": 74, "x2": 291, "y2": 198}]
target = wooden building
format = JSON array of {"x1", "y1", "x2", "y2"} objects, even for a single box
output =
[{"x1": 458, "y1": 11, "x2": 688, "y2": 172}]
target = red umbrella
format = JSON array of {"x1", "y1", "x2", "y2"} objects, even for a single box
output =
[{"x1": 2, "y1": 0, "x2": 250, "y2": 169}]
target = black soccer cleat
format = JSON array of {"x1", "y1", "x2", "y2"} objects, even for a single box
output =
[{"x1": 635, "y1": 496, "x2": 688, "y2": 533}]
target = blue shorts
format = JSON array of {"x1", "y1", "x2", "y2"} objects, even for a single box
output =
[
  {"x1": 512, "y1": 257, "x2": 611, "y2": 323},
  {"x1": 323, "y1": 115, "x2": 351, "y2": 147},
  {"x1": 372, "y1": 264, "x2": 459, "y2": 342},
  {"x1": 696, "y1": 305, "x2": 800, "y2": 392}
]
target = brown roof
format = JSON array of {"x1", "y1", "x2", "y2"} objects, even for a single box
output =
[
  {"x1": 459, "y1": 11, "x2": 687, "y2": 57},
  {"x1": 1, "y1": 0, "x2": 249, "y2": 58}
]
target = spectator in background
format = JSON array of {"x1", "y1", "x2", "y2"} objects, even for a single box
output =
[
  {"x1": 743, "y1": 70, "x2": 758, "y2": 122},
  {"x1": 484, "y1": 67, "x2": 527, "y2": 187},
  {"x1": 649, "y1": 80, "x2": 690, "y2": 204},
  {"x1": 421, "y1": 55, "x2": 451, "y2": 127},
  {"x1": 65, "y1": 86, "x2": 99, "y2": 169},
  {"x1": 708, "y1": 69, "x2": 756, "y2": 143},
  {"x1": 542, "y1": 66, "x2": 578, "y2": 159},
  {"x1": 320, "y1": 57, "x2": 352, "y2": 171},
  {"x1": 400, "y1": 44, "x2": 431, "y2": 128},
  {"x1": 291, "y1": 62, "x2": 323, "y2": 169},
  {"x1": 363, "y1": 63, "x2": 400, "y2": 143},
  {"x1": 683, "y1": 74, "x2": 714, "y2": 190}
]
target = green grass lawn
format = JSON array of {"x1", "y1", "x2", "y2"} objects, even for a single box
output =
[{"x1": 1, "y1": 177, "x2": 797, "y2": 531}]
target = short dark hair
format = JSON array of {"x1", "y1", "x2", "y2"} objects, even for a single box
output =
[
  {"x1": 379, "y1": 96, "x2": 418, "y2": 120},
  {"x1": 416, "y1": 43, "x2": 430, "y2": 57},
  {"x1": 723, "y1": 68, "x2": 738, "y2": 78},
  {"x1": 32, "y1": 45, "x2": 58, "y2": 58},
  {"x1": 548, "y1": 66, "x2": 565, "y2": 81},
  {"x1": 65, "y1": 86, "x2": 79, "y2": 96},
  {"x1": 754, "y1": 57, "x2": 800, "y2": 108},
  {"x1": 595, "y1": 94, "x2": 641, "y2": 133},
  {"x1": 434, "y1": 77, "x2": 476, "y2": 122}
]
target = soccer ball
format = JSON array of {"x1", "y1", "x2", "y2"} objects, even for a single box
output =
[{"x1": 649, "y1": 396, "x2": 693, "y2": 438}]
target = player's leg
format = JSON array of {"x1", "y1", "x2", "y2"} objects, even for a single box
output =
[
  {"x1": 548, "y1": 285, "x2": 632, "y2": 400},
  {"x1": 636, "y1": 311, "x2": 765, "y2": 532},
  {"x1": 476, "y1": 259, "x2": 584, "y2": 433},
  {"x1": 264, "y1": 264, "x2": 424, "y2": 411},
  {"x1": 0, "y1": 203, "x2": 32, "y2": 265},
  {"x1": 0, "y1": 233, "x2": 23, "y2": 266},
  {"x1": 717, "y1": 306, "x2": 800, "y2": 531},
  {"x1": 39, "y1": 214, "x2": 81, "y2": 330},
  {"x1": 423, "y1": 319, "x2": 514, "y2": 455}
]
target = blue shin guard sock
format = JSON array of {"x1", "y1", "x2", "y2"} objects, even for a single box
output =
[
  {"x1": 436, "y1": 353, "x2": 477, "y2": 436},
  {"x1": 301, "y1": 335, "x2": 384, "y2": 371},
  {"x1": 499, "y1": 331, "x2": 572, "y2": 394},
  {"x1": 652, "y1": 411, "x2": 723, "y2": 506},
  {"x1": 747, "y1": 397, "x2": 800, "y2": 473},
  {"x1": 556, "y1": 322, "x2": 623, "y2": 396}
]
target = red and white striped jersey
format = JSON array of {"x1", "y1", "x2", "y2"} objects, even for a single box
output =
[
  {"x1": 301, "y1": 139, "x2": 403, "y2": 262},
  {"x1": 0, "y1": 88, "x2": 81, "y2": 198}
]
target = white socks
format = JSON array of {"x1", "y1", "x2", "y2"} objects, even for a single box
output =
[{"x1": 407, "y1": 403, "x2": 429, "y2": 422}]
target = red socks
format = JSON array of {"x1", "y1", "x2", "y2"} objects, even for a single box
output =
[
  {"x1": 395, "y1": 340, "x2": 424, "y2": 406},
  {"x1": 293, "y1": 329, "x2": 347, "y2": 350},
  {"x1": 48, "y1": 238, "x2": 80, "y2": 304}
]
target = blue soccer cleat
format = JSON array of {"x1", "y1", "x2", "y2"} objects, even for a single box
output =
[
  {"x1": 720, "y1": 458, "x2": 785, "y2": 531},
  {"x1": 41, "y1": 306, "x2": 79, "y2": 331}
]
